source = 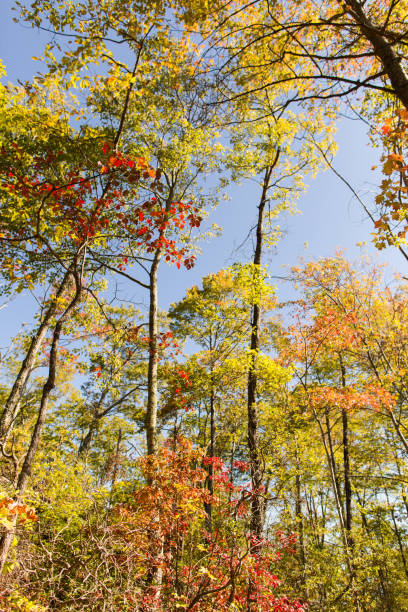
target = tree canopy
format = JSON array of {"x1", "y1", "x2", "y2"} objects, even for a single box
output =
[{"x1": 0, "y1": 1, "x2": 408, "y2": 610}]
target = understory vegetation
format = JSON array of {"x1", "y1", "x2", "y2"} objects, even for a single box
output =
[{"x1": 1, "y1": 1, "x2": 408, "y2": 610}]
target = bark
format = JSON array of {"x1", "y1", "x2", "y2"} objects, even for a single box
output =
[
  {"x1": 78, "y1": 420, "x2": 98, "y2": 456},
  {"x1": 324, "y1": 407, "x2": 345, "y2": 530},
  {"x1": 247, "y1": 163, "x2": 276, "y2": 545},
  {"x1": 342, "y1": 406, "x2": 352, "y2": 534},
  {"x1": 204, "y1": 373, "x2": 215, "y2": 532},
  {"x1": 322, "y1": 410, "x2": 355, "y2": 592},
  {"x1": 294, "y1": 472, "x2": 307, "y2": 594},
  {"x1": 340, "y1": 356, "x2": 353, "y2": 542},
  {"x1": 312, "y1": 405, "x2": 353, "y2": 577},
  {"x1": 145, "y1": 187, "x2": 174, "y2": 455},
  {"x1": 146, "y1": 247, "x2": 160, "y2": 455},
  {"x1": 109, "y1": 428, "x2": 122, "y2": 503},
  {"x1": 343, "y1": 0, "x2": 408, "y2": 110},
  {"x1": 245, "y1": 160, "x2": 277, "y2": 610},
  {"x1": 78, "y1": 389, "x2": 109, "y2": 456},
  {"x1": 383, "y1": 484, "x2": 408, "y2": 580},
  {"x1": 393, "y1": 448, "x2": 408, "y2": 520},
  {"x1": 305, "y1": 488, "x2": 327, "y2": 608},
  {"x1": 294, "y1": 438, "x2": 306, "y2": 590},
  {"x1": 0, "y1": 268, "x2": 72, "y2": 441},
  {"x1": 390, "y1": 505, "x2": 408, "y2": 579},
  {"x1": 356, "y1": 491, "x2": 395, "y2": 609},
  {"x1": 0, "y1": 275, "x2": 82, "y2": 573},
  {"x1": 17, "y1": 325, "x2": 62, "y2": 494},
  {"x1": 144, "y1": 189, "x2": 174, "y2": 606},
  {"x1": 339, "y1": 358, "x2": 364, "y2": 609},
  {"x1": 388, "y1": 405, "x2": 408, "y2": 456},
  {"x1": 323, "y1": 405, "x2": 361, "y2": 609},
  {"x1": 78, "y1": 387, "x2": 140, "y2": 456},
  {"x1": 1, "y1": 33, "x2": 148, "y2": 446}
]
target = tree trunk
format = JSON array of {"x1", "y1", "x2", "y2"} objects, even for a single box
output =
[
  {"x1": 339, "y1": 356, "x2": 353, "y2": 544},
  {"x1": 146, "y1": 188, "x2": 174, "y2": 455},
  {"x1": 247, "y1": 164, "x2": 274, "y2": 545},
  {"x1": 0, "y1": 276, "x2": 82, "y2": 573},
  {"x1": 312, "y1": 405, "x2": 353, "y2": 577},
  {"x1": 339, "y1": 358, "x2": 363, "y2": 609},
  {"x1": 109, "y1": 428, "x2": 122, "y2": 505},
  {"x1": 321, "y1": 407, "x2": 357, "y2": 601},
  {"x1": 294, "y1": 438, "x2": 306, "y2": 594},
  {"x1": 77, "y1": 389, "x2": 109, "y2": 456},
  {"x1": 204, "y1": 372, "x2": 215, "y2": 532},
  {"x1": 343, "y1": 0, "x2": 408, "y2": 110},
  {"x1": 146, "y1": 247, "x2": 161, "y2": 455},
  {"x1": 144, "y1": 189, "x2": 174, "y2": 606},
  {"x1": 0, "y1": 268, "x2": 72, "y2": 442},
  {"x1": 342, "y1": 407, "x2": 352, "y2": 534},
  {"x1": 393, "y1": 447, "x2": 408, "y2": 520},
  {"x1": 383, "y1": 484, "x2": 408, "y2": 580},
  {"x1": 324, "y1": 407, "x2": 344, "y2": 523},
  {"x1": 356, "y1": 490, "x2": 395, "y2": 609},
  {"x1": 78, "y1": 417, "x2": 99, "y2": 456},
  {"x1": 78, "y1": 386, "x2": 140, "y2": 456}
]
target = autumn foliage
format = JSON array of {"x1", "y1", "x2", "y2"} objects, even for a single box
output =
[
  {"x1": 1, "y1": 0, "x2": 408, "y2": 610},
  {"x1": 102, "y1": 438, "x2": 305, "y2": 611}
]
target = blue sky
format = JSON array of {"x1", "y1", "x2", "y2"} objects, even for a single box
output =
[{"x1": 0, "y1": 1, "x2": 405, "y2": 349}]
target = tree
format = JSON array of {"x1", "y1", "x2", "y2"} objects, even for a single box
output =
[
  {"x1": 169, "y1": 269, "x2": 252, "y2": 528},
  {"x1": 225, "y1": 95, "x2": 335, "y2": 546},
  {"x1": 274, "y1": 253, "x2": 408, "y2": 608},
  {"x1": 180, "y1": 0, "x2": 408, "y2": 112}
]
